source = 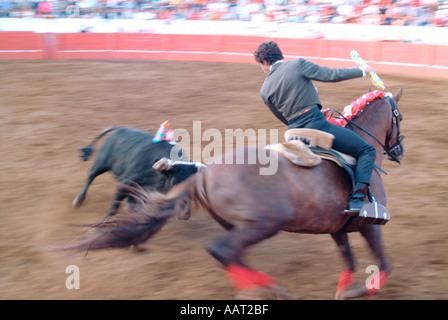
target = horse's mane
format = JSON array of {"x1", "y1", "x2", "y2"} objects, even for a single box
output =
[{"x1": 331, "y1": 90, "x2": 387, "y2": 127}]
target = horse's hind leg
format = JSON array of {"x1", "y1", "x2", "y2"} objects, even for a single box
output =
[
  {"x1": 206, "y1": 225, "x2": 294, "y2": 300},
  {"x1": 331, "y1": 230, "x2": 356, "y2": 300}
]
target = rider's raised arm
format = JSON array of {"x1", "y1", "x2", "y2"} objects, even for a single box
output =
[{"x1": 298, "y1": 58, "x2": 363, "y2": 82}]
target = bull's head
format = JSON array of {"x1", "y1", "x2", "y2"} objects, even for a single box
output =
[{"x1": 153, "y1": 158, "x2": 207, "y2": 172}]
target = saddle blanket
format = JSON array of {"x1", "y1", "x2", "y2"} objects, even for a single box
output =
[
  {"x1": 267, "y1": 128, "x2": 356, "y2": 169},
  {"x1": 265, "y1": 139, "x2": 322, "y2": 167},
  {"x1": 267, "y1": 128, "x2": 357, "y2": 185}
]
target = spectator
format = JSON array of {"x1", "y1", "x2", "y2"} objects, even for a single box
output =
[
  {"x1": 361, "y1": 1, "x2": 381, "y2": 25},
  {"x1": 335, "y1": 1, "x2": 356, "y2": 23},
  {"x1": 434, "y1": 4, "x2": 448, "y2": 26},
  {"x1": 37, "y1": 0, "x2": 53, "y2": 15},
  {"x1": 186, "y1": 7, "x2": 205, "y2": 20},
  {"x1": 0, "y1": 0, "x2": 446, "y2": 29},
  {"x1": 52, "y1": 0, "x2": 67, "y2": 17},
  {"x1": 133, "y1": 7, "x2": 157, "y2": 20},
  {"x1": 0, "y1": 0, "x2": 14, "y2": 17},
  {"x1": 383, "y1": 2, "x2": 400, "y2": 25},
  {"x1": 105, "y1": 0, "x2": 119, "y2": 18},
  {"x1": 413, "y1": 4, "x2": 435, "y2": 26}
]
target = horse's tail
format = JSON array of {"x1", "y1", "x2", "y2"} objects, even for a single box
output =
[
  {"x1": 79, "y1": 125, "x2": 120, "y2": 161},
  {"x1": 66, "y1": 171, "x2": 208, "y2": 252}
]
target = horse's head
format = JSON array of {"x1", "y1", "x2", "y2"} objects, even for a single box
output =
[{"x1": 384, "y1": 87, "x2": 405, "y2": 164}]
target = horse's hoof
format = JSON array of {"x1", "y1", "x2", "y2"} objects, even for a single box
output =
[
  {"x1": 268, "y1": 284, "x2": 295, "y2": 300},
  {"x1": 335, "y1": 284, "x2": 369, "y2": 300},
  {"x1": 235, "y1": 284, "x2": 295, "y2": 300}
]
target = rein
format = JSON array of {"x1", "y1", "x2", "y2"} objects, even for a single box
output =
[{"x1": 331, "y1": 96, "x2": 402, "y2": 169}]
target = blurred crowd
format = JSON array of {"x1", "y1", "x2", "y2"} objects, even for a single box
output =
[{"x1": 1, "y1": 0, "x2": 447, "y2": 27}]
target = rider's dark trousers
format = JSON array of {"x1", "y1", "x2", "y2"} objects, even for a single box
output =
[{"x1": 288, "y1": 107, "x2": 376, "y2": 186}]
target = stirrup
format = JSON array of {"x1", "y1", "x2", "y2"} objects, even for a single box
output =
[
  {"x1": 344, "y1": 198, "x2": 365, "y2": 216},
  {"x1": 344, "y1": 208, "x2": 362, "y2": 216},
  {"x1": 345, "y1": 202, "x2": 391, "y2": 225}
]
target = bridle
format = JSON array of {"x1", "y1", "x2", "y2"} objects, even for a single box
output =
[
  {"x1": 383, "y1": 96, "x2": 404, "y2": 164},
  {"x1": 332, "y1": 96, "x2": 404, "y2": 165}
]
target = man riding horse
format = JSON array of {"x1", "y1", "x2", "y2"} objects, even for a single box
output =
[
  {"x1": 254, "y1": 41, "x2": 377, "y2": 213},
  {"x1": 64, "y1": 57, "x2": 405, "y2": 300}
]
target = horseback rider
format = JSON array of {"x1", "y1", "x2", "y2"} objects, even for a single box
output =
[{"x1": 254, "y1": 41, "x2": 376, "y2": 212}]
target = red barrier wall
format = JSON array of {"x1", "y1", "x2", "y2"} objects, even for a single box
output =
[
  {"x1": 0, "y1": 32, "x2": 46, "y2": 59},
  {"x1": 53, "y1": 33, "x2": 116, "y2": 59},
  {"x1": 0, "y1": 32, "x2": 447, "y2": 79}
]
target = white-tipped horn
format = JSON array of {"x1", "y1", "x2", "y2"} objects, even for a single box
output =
[{"x1": 153, "y1": 157, "x2": 173, "y2": 171}]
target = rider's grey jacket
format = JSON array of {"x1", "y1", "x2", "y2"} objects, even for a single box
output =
[{"x1": 259, "y1": 58, "x2": 363, "y2": 125}]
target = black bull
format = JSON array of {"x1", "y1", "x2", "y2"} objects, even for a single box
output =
[{"x1": 73, "y1": 126, "x2": 199, "y2": 219}]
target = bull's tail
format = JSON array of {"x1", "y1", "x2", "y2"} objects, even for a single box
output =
[
  {"x1": 66, "y1": 171, "x2": 208, "y2": 252},
  {"x1": 79, "y1": 125, "x2": 120, "y2": 161}
]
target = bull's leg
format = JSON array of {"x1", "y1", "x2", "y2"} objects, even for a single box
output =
[
  {"x1": 331, "y1": 230, "x2": 356, "y2": 300},
  {"x1": 206, "y1": 225, "x2": 294, "y2": 299},
  {"x1": 73, "y1": 167, "x2": 107, "y2": 208},
  {"x1": 104, "y1": 184, "x2": 128, "y2": 219}
]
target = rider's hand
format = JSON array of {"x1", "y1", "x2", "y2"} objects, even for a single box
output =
[
  {"x1": 321, "y1": 108, "x2": 332, "y2": 119},
  {"x1": 364, "y1": 65, "x2": 374, "y2": 75}
]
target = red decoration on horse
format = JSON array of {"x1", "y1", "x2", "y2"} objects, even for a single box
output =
[{"x1": 327, "y1": 90, "x2": 385, "y2": 127}]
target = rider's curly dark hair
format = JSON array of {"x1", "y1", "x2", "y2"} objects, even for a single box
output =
[{"x1": 253, "y1": 41, "x2": 284, "y2": 65}]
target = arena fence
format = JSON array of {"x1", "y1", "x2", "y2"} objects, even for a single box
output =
[{"x1": 1, "y1": 31, "x2": 447, "y2": 79}]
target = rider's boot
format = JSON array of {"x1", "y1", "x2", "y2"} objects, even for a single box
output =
[{"x1": 346, "y1": 182, "x2": 369, "y2": 214}]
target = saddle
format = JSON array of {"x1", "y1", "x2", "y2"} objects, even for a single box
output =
[
  {"x1": 266, "y1": 129, "x2": 356, "y2": 184},
  {"x1": 266, "y1": 128, "x2": 390, "y2": 226}
]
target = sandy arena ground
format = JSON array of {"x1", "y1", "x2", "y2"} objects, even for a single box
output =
[{"x1": 0, "y1": 59, "x2": 447, "y2": 300}]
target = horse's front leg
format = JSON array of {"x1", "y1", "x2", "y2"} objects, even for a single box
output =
[
  {"x1": 331, "y1": 230, "x2": 356, "y2": 300},
  {"x1": 333, "y1": 225, "x2": 391, "y2": 299},
  {"x1": 359, "y1": 224, "x2": 391, "y2": 296}
]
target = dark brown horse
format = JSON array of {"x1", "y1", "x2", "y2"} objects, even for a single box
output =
[{"x1": 69, "y1": 88, "x2": 404, "y2": 299}]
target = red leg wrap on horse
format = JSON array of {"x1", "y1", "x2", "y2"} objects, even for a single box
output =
[
  {"x1": 336, "y1": 270, "x2": 354, "y2": 293},
  {"x1": 225, "y1": 265, "x2": 277, "y2": 290},
  {"x1": 366, "y1": 270, "x2": 388, "y2": 295}
]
